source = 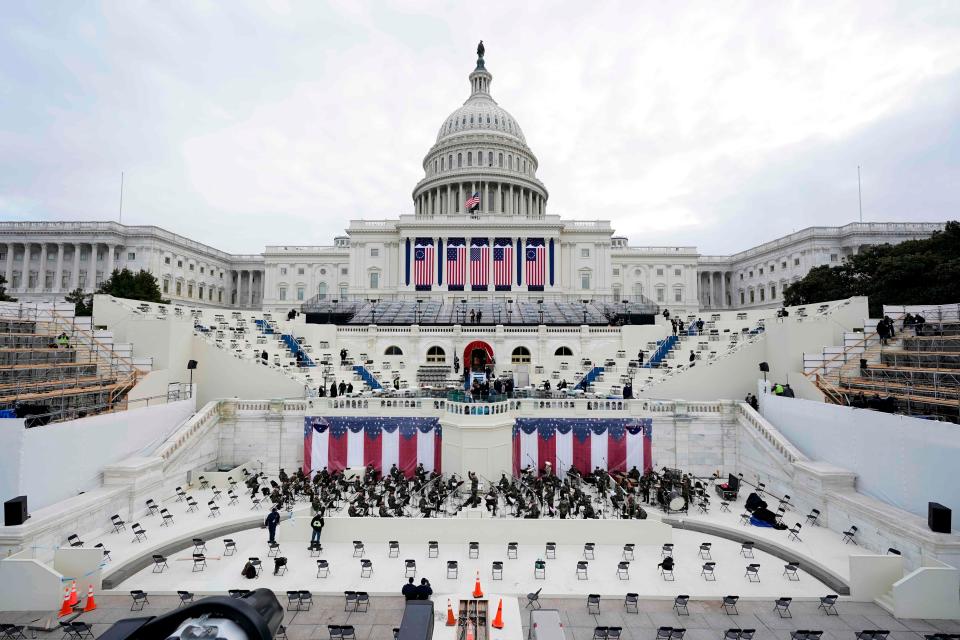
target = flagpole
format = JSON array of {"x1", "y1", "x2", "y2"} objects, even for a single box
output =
[
  {"x1": 857, "y1": 165, "x2": 862, "y2": 223},
  {"x1": 119, "y1": 171, "x2": 124, "y2": 223}
]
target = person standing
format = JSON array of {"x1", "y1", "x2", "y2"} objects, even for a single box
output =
[
  {"x1": 402, "y1": 577, "x2": 418, "y2": 600},
  {"x1": 310, "y1": 511, "x2": 324, "y2": 546},
  {"x1": 265, "y1": 507, "x2": 280, "y2": 544},
  {"x1": 415, "y1": 578, "x2": 433, "y2": 600}
]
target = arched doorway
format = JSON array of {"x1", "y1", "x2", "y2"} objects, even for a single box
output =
[{"x1": 463, "y1": 340, "x2": 494, "y2": 374}]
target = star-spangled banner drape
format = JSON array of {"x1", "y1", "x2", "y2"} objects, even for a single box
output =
[
  {"x1": 303, "y1": 417, "x2": 441, "y2": 477},
  {"x1": 414, "y1": 238, "x2": 435, "y2": 291},
  {"x1": 525, "y1": 238, "x2": 545, "y2": 291},
  {"x1": 511, "y1": 418, "x2": 652, "y2": 476},
  {"x1": 446, "y1": 238, "x2": 466, "y2": 290}
]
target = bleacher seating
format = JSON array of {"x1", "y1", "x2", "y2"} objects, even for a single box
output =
[
  {"x1": 808, "y1": 303, "x2": 960, "y2": 423},
  {"x1": 303, "y1": 298, "x2": 657, "y2": 326},
  {"x1": 106, "y1": 294, "x2": 851, "y2": 401},
  {"x1": 0, "y1": 302, "x2": 146, "y2": 424}
]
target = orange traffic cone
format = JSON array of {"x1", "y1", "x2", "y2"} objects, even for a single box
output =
[
  {"x1": 446, "y1": 599, "x2": 456, "y2": 626},
  {"x1": 58, "y1": 586, "x2": 73, "y2": 617},
  {"x1": 67, "y1": 581, "x2": 79, "y2": 607},
  {"x1": 472, "y1": 570, "x2": 484, "y2": 598},
  {"x1": 466, "y1": 620, "x2": 475, "y2": 640},
  {"x1": 491, "y1": 598, "x2": 504, "y2": 629},
  {"x1": 83, "y1": 584, "x2": 97, "y2": 613}
]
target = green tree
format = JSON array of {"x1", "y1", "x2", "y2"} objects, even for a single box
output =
[
  {"x1": 96, "y1": 268, "x2": 168, "y2": 304},
  {"x1": 0, "y1": 274, "x2": 16, "y2": 302},
  {"x1": 65, "y1": 288, "x2": 93, "y2": 316},
  {"x1": 783, "y1": 221, "x2": 960, "y2": 316}
]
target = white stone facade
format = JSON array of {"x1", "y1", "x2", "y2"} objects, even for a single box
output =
[
  {"x1": 0, "y1": 221, "x2": 264, "y2": 309},
  {"x1": 698, "y1": 222, "x2": 945, "y2": 310}
]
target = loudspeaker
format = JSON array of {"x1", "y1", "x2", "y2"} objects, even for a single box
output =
[
  {"x1": 759, "y1": 362, "x2": 770, "y2": 372},
  {"x1": 4, "y1": 495, "x2": 28, "y2": 526},
  {"x1": 187, "y1": 359, "x2": 198, "y2": 370},
  {"x1": 929, "y1": 502, "x2": 952, "y2": 534}
]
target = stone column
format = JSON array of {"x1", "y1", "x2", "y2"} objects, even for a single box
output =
[
  {"x1": 54, "y1": 243, "x2": 64, "y2": 292},
  {"x1": 4, "y1": 243, "x2": 13, "y2": 287},
  {"x1": 72, "y1": 244, "x2": 81, "y2": 290},
  {"x1": 250, "y1": 271, "x2": 256, "y2": 308},
  {"x1": 38, "y1": 243, "x2": 47, "y2": 291},
  {"x1": 106, "y1": 243, "x2": 115, "y2": 279}
]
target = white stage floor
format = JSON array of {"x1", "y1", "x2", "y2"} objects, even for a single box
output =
[{"x1": 87, "y1": 480, "x2": 862, "y2": 600}]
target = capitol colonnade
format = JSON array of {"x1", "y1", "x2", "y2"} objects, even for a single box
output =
[
  {"x1": 2, "y1": 240, "x2": 118, "y2": 294},
  {"x1": 414, "y1": 181, "x2": 545, "y2": 218}
]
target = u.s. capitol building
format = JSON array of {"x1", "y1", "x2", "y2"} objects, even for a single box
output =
[{"x1": 0, "y1": 46, "x2": 943, "y2": 314}]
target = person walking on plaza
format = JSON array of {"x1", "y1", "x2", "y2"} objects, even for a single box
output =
[
  {"x1": 265, "y1": 507, "x2": 280, "y2": 544},
  {"x1": 310, "y1": 511, "x2": 324, "y2": 545}
]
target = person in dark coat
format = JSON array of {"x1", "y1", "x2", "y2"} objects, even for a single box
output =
[
  {"x1": 265, "y1": 507, "x2": 281, "y2": 544},
  {"x1": 330, "y1": 381, "x2": 338, "y2": 398},
  {"x1": 402, "y1": 577, "x2": 418, "y2": 600},
  {"x1": 338, "y1": 381, "x2": 346, "y2": 396},
  {"x1": 310, "y1": 512, "x2": 324, "y2": 545},
  {"x1": 415, "y1": 578, "x2": 433, "y2": 600}
]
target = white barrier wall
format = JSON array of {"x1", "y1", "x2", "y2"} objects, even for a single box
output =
[
  {"x1": 282, "y1": 515, "x2": 673, "y2": 546},
  {"x1": 0, "y1": 555, "x2": 63, "y2": 612},
  {"x1": 892, "y1": 558, "x2": 960, "y2": 619},
  {"x1": 0, "y1": 397, "x2": 196, "y2": 510},
  {"x1": 848, "y1": 554, "x2": 903, "y2": 601},
  {"x1": 759, "y1": 393, "x2": 959, "y2": 522},
  {"x1": 191, "y1": 336, "x2": 304, "y2": 406}
]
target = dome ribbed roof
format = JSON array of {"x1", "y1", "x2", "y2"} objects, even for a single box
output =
[
  {"x1": 434, "y1": 63, "x2": 526, "y2": 145},
  {"x1": 436, "y1": 99, "x2": 526, "y2": 144}
]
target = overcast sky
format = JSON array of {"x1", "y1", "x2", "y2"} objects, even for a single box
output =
[{"x1": 1, "y1": 1, "x2": 958, "y2": 255}]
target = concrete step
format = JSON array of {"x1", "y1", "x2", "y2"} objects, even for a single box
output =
[{"x1": 874, "y1": 590, "x2": 894, "y2": 614}]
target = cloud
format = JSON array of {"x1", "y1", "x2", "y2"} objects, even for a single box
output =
[{"x1": 0, "y1": 0, "x2": 958, "y2": 255}]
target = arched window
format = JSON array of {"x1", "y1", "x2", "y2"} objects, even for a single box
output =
[
  {"x1": 467, "y1": 152, "x2": 472, "y2": 167},
  {"x1": 426, "y1": 346, "x2": 446, "y2": 363},
  {"x1": 385, "y1": 346, "x2": 403, "y2": 356},
  {"x1": 441, "y1": 157, "x2": 445, "y2": 170},
  {"x1": 488, "y1": 151, "x2": 493, "y2": 166},
  {"x1": 554, "y1": 346, "x2": 573, "y2": 357},
  {"x1": 434, "y1": 159, "x2": 438, "y2": 173},
  {"x1": 457, "y1": 153, "x2": 462, "y2": 168},
  {"x1": 317, "y1": 282, "x2": 327, "y2": 299},
  {"x1": 507, "y1": 154, "x2": 512, "y2": 169},
  {"x1": 448, "y1": 154, "x2": 453, "y2": 169},
  {"x1": 511, "y1": 346, "x2": 531, "y2": 364},
  {"x1": 498, "y1": 153, "x2": 503, "y2": 167},
  {"x1": 470, "y1": 114, "x2": 474, "y2": 124}
]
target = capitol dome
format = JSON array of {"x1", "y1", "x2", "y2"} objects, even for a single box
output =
[
  {"x1": 435, "y1": 91, "x2": 527, "y2": 145},
  {"x1": 412, "y1": 44, "x2": 548, "y2": 219}
]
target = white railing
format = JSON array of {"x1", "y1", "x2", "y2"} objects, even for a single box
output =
[{"x1": 736, "y1": 402, "x2": 808, "y2": 464}]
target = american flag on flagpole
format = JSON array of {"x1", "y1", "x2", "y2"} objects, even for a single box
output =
[
  {"x1": 470, "y1": 240, "x2": 489, "y2": 289},
  {"x1": 446, "y1": 241, "x2": 466, "y2": 289},
  {"x1": 494, "y1": 241, "x2": 513, "y2": 290},
  {"x1": 414, "y1": 240, "x2": 434, "y2": 290},
  {"x1": 465, "y1": 191, "x2": 480, "y2": 211},
  {"x1": 525, "y1": 240, "x2": 545, "y2": 290}
]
